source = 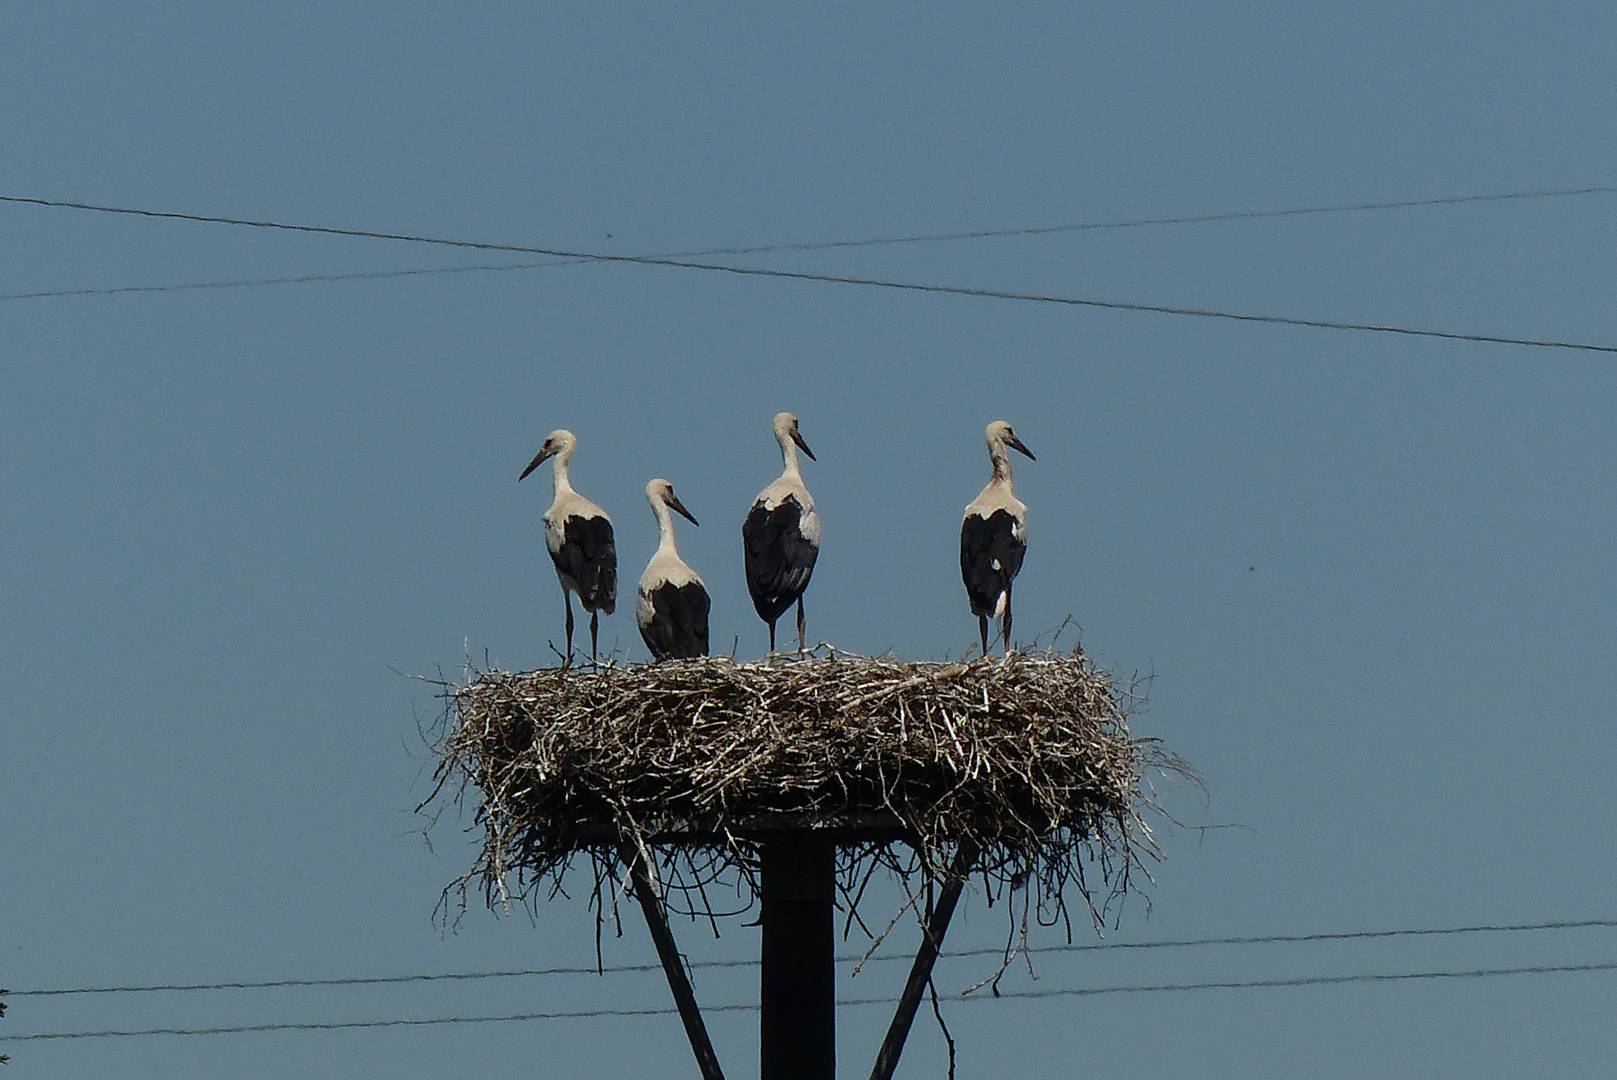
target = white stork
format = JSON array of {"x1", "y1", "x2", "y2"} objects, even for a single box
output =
[
  {"x1": 519, "y1": 429, "x2": 617, "y2": 664},
  {"x1": 960, "y1": 420, "x2": 1035, "y2": 657},
  {"x1": 742, "y1": 411, "x2": 820, "y2": 653},
  {"x1": 636, "y1": 478, "x2": 710, "y2": 661}
]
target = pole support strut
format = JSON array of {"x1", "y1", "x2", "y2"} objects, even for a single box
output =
[
  {"x1": 622, "y1": 842, "x2": 728, "y2": 1080},
  {"x1": 867, "y1": 842, "x2": 980, "y2": 1080}
]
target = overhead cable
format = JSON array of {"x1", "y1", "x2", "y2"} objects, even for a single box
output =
[
  {"x1": 0, "y1": 262, "x2": 569, "y2": 302},
  {"x1": 10, "y1": 959, "x2": 1617, "y2": 1042},
  {"x1": 13, "y1": 916, "x2": 1617, "y2": 999},
  {"x1": 6, "y1": 182, "x2": 1616, "y2": 256},
  {"x1": 2, "y1": 194, "x2": 1615, "y2": 353},
  {"x1": 8, "y1": 180, "x2": 1617, "y2": 303},
  {"x1": 687, "y1": 183, "x2": 1617, "y2": 253}
]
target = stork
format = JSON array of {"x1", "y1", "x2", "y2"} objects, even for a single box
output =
[
  {"x1": 742, "y1": 411, "x2": 820, "y2": 653},
  {"x1": 960, "y1": 420, "x2": 1035, "y2": 657},
  {"x1": 519, "y1": 429, "x2": 617, "y2": 665},
  {"x1": 636, "y1": 479, "x2": 710, "y2": 661}
]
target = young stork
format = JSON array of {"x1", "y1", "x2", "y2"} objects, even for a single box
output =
[
  {"x1": 636, "y1": 479, "x2": 710, "y2": 661},
  {"x1": 960, "y1": 420, "x2": 1035, "y2": 657},
  {"x1": 519, "y1": 429, "x2": 617, "y2": 665},
  {"x1": 742, "y1": 411, "x2": 820, "y2": 653}
]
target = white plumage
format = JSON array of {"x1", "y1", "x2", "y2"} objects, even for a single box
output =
[
  {"x1": 636, "y1": 479, "x2": 709, "y2": 660},
  {"x1": 960, "y1": 420, "x2": 1034, "y2": 656},
  {"x1": 520, "y1": 428, "x2": 617, "y2": 664},
  {"x1": 742, "y1": 411, "x2": 820, "y2": 653}
]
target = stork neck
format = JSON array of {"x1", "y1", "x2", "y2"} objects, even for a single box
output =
[
  {"x1": 777, "y1": 434, "x2": 804, "y2": 480},
  {"x1": 989, "y1": 444, "x2": 1015, "y2": 487},
  {"x1": 550, "y1": 452, "x2": 576, "y2": 495},
  {"x1": 652, "y1": 500, "x2": 681, "y2": 557}
]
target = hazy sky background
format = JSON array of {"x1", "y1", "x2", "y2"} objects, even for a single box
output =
[{"x1": 4, "y1": 3, "x2": 1616, "y2": 1076}]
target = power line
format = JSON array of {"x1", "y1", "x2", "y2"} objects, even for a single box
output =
[
  {"x1": 6, "y1": 183, "x2": 1615, "y2": 260},
  {"x1": 3, "y1": 1003, "x2": 716, "y2": 1042},
  {"x1": 13, "y1": 917, "x2": 1616, "y2": 999},
  {"x1": 972, "y1": 916, "x2": 1617, "y2": 958},
  {"x1": 0, "y1": 261, "x2": 572, "y2": 302},
  {"x1": 10, "y1": 960, "x2": 1617, "y2": 1042},
  {"x1": 989, "y1": 960, "x2": 1617, "y2": 1000},
  {"x1": 6, "y1": 962, "x2": 681, "y2": 998},
  {"x1": 686, "y1": 183, "x2": 1617, "y2": 254},
  {"x1": 9, "y1": 253, "x2": 1615, "y2": 355},
  {"x1": 7, "y1": 181, "x2": 1617, "y2": 303},
  {"x1": 3, "y1": 193, "x2": 1615, "y2": 354}
]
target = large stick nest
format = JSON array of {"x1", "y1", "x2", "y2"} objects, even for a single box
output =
[{"x1": 426, "y1": 648, "x2": 1185, "y2": 935}]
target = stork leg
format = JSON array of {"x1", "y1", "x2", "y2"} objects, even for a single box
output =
[
  {"x1": 978, "y1": 614, "x2": 990, "y2": 658},
  {"x1": 1001, "y1": 587, "x2": 1014, "y2": 656},
  {"x1": 563, "y1": 589, "x2": 576, "y2": 666},
  {"x1": 590, "y1": 610, "x2": 600, "y2": 666},
  {"x1": 796, "y1": 597, "x2": 807, "y2": 654},
  {"x1": 766, "y1": 618, "x2": 778, "y2": 654}
]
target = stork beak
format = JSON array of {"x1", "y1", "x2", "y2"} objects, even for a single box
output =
[
  {"x1": 518, "y1": 445, "x2": 555, "y2": 481},
  {"x1": 1007, "y1": 435, "x2": 1035, "y2": 461},
  {"x1": 791, "y1": 429, "x2": 817, "y2": 461},
  {"x1": 668, "y1": 495, "x2": 700, "y2": 527}
]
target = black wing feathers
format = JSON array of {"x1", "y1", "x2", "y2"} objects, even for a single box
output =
[
  {"x1": 553, "y1": 515, "x2": 618, "y2": 613},
  {"x1": 742, "y1": 496, "x2": 818, "y2": 622},
  {"x1": 960, "y1": 509, "x2": 1025, "y2": 616},
  {"x1": 640, "y1": 582, "x2": 711, "y2": 660}
]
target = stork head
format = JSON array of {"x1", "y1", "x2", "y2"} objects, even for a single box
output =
[
  {"x1": 772, "y1": 411, "x2": 816, "y2": 461},
  {"x1": 646, "y1": 478, "x2": 699, "y2": 525},
  {"x1": 519, "y1": 428, "x2": 577, "y2": 481},
  {"x1": 986, "y1": 420, "x2": 1035, "y2": 461}
]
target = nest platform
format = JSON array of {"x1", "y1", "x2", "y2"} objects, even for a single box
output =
[{"x1": 430, "y1": 648, "x2": 1174, "y2": 925}]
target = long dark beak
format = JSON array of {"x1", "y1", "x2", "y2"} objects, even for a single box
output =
[
  {"x1": 669, "y1": 496, "x2": 700, "y2": 526},
  {"x1": 1007, "y1": 436, "x2": 1035, "y2": 461},
  {"x1": 791, "y1": 429, "x2": 817, "y2": 461},
  {"x1": 518, "y1": 446, "x2": 554, "y2": 481}
]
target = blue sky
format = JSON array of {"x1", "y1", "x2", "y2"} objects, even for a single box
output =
[{"x1": 4, "y1": 3, "x2": 1616, "y2": 1076}]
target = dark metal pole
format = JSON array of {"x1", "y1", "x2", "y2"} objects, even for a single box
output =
[
  {"x1": 622, "y1": 844, "x2": 728, "y2": 1080},
  {"x1": 760, "y1": 834, "x2": 836, "y2": 1080},
  {"x1": 867, "y1": 842, "x2": 979, "y2": 1080}
]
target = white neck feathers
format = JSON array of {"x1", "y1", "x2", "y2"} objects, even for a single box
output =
[
  {"x1": 776, "y1": 431, "x2": 803, "y2": 480},
  {"x1": 550, "y1": 448, "x2": 576, "y2": 496},
  {"x1": 652, "y1": 498, "x2": 681, "y2": 558}
]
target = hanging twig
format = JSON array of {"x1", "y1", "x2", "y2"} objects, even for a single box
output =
[{"x1": 928, "y1": 976, "x2": 957, "y2": 1080}]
